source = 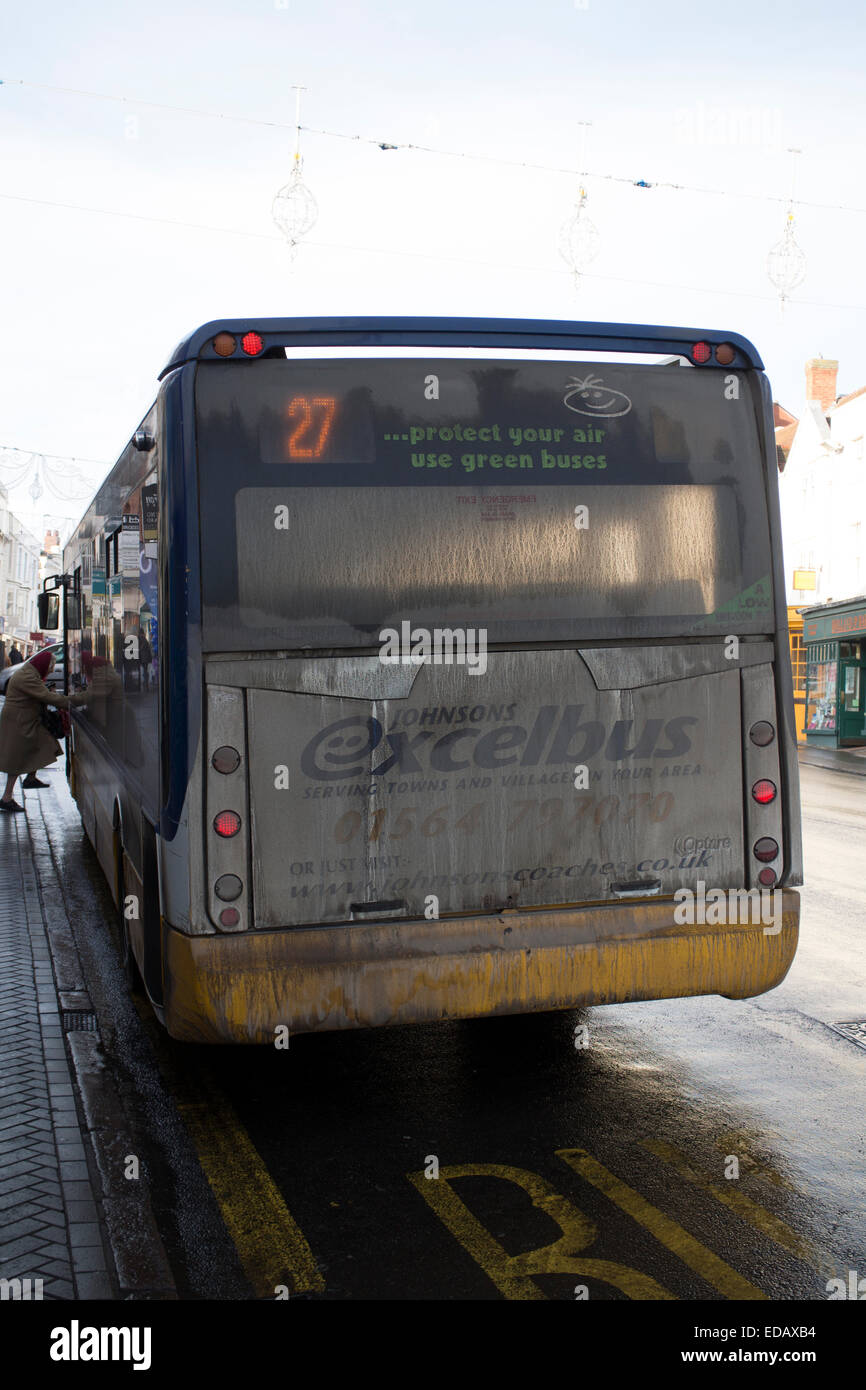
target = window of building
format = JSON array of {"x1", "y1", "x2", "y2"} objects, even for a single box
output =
[
  {"x1": 805, "y1": 642, "x2": 837, "y2": 731},
  {"x1": 790, "y1": 633, "x2": 806, "y2": 693}
]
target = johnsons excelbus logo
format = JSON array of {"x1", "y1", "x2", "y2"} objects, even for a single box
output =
[{"x1": 301, "y1": 705, "x2": 698, "y2": 780}]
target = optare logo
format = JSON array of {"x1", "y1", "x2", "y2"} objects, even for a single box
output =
[{"x1": 673, "y1": 834, "x2": 732, "y2": 855}]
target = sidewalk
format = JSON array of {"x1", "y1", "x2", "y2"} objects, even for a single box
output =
[
  {"x1": 0, "y1": 776, "x2": 175, "y2": 1301},
  {"x1": 797, "y1": 742, "x2": 866, "y2": 776},
  {"x1": 0, "y1": 799, "x2": 114, "y2": 1299}
]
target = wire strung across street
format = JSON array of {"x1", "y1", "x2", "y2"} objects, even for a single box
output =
[{"x1": 3, "y1": 76, "x2": 866, "y2": 217}]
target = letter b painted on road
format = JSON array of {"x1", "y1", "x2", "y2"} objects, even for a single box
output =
[{"x1": 407, "y1": 1162, "x2": 673, "y2": 1299}]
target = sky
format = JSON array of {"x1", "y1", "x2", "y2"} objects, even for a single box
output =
[{"x1": 2, "y1": 0, "x2": 865, "y2": 540}]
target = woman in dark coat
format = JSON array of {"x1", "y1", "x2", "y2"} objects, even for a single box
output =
[{"x1": 0, "y1": 650, "x2": 87, "y2": 812}]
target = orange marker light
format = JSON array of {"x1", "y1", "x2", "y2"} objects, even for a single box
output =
[{"x1": 213, "y1": 332, "x2": 237, "y2": 357}]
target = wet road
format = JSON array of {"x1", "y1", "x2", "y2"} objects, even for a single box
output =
[{"x1": 41, "y1": 759, "x2": 866, "y2": 1301}]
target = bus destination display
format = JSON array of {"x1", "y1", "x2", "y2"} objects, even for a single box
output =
[{"x1": 234, "y1": 358, "x2": 750, "y2": 485}]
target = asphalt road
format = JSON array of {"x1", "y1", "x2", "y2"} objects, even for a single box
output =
[{"x1": 35, "y1": 759, "x2": 866, "y2": 1301}]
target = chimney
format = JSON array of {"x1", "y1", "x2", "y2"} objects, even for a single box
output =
[{"x1": 805, "y1": 357, "x2": 838, "y2": 412}]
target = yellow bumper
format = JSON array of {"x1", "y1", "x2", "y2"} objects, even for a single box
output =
[{"x1": 162, "y1": 891, "x2": 800, "y2": 1044}]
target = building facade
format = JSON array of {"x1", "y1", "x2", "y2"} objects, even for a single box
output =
[
  {"x1": 777, "y1": 358, "x2": 866, "y2": 741},
  {"x1": 800, "y1": 596, "x2": 866, "y2": 747},
  {"x1": 0, "y1": 484, "x2": 45, "y2": 667}
]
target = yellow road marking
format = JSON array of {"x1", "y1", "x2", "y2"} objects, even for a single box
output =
[
  {"x1": 714, "y1": 1131, "x2": 797, "y2": 1190},
  {"x1": 409, "y1": 1162, "x2": 674, "y2": 1300},
  {"x1": 176, "y1": 1070, "x2": 324, "y2": 1297},
  {"x1": 557, "y1": 1148, "x2": 767, "y2": 1300},
  {"x1": 643, "y1": 1139, "x2": 828, "y2": 1276}
]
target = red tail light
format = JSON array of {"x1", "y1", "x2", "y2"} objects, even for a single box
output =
[
  {"x1": 241, "y1": 331, "x2": 264, "y2": 356},
  {"x1": 751, "y1": 779, "x2": 777, "y2": 805},
  {"x1": 758, "y1": 868, "x2": 777, "y2": 887},
  {"x1": 691, "y1": 341, "x2": 711, "y2": 364},
  {"x1": 219, "y1": 907, "x2": 240, "y2": 927},
  {"x1": 214, "y1": 810, "x2": 241, "y2": 837}
]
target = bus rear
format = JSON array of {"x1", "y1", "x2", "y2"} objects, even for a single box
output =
[{"x1": 158, "y1": 319, "x2": 801, "y2": 1043}]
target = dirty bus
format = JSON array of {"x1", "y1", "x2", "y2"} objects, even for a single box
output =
[{"x1": 44, "y1": 318, "x2": 802, "y2": 1043}]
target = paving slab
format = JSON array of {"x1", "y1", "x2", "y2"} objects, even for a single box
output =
[{"x1": 0, "y1": 786, "x2": 175, "y2": 1301}]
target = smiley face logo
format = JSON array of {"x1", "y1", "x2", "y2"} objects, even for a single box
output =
[{"x1": 563, "y1": 374, "x2": 633, "y2": 418}]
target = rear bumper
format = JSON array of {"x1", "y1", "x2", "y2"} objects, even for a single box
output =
[{"x1": 162, "y1": 891, "x2": 800, "y2": 1044}]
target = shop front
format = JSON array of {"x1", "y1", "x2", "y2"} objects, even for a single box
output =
[
  {"x1": 786, "y1": 606, "x2": 807, "y2": 740},
  {"x1": 801, "y1": 596, "x2": 866, "y2": 747}
]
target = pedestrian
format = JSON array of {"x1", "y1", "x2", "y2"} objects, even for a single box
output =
[
  {"x1": 7, "y1": 645, "x2": 23, "y2": 666},
  {"x1": 0, "y1": 650, "x2": 87, "y2": 813}
]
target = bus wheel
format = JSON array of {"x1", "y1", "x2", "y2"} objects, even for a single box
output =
[{"x1": 116, "y1": 845, "x2": 142, "y2": 993}]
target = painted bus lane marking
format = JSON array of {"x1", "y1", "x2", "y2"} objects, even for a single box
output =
[
  {"x1": 556, "y1": 1148, "x2": 767, "y2": 1300},
  {"x1": 407, "y1": 1162, "x2": 675, "y2": 1300},
  {"x1": 130, "y1": 991, "x2": 324, "y2": 1296},
  {"x1": 175, "y1": 1070, "x2": 324, "y2": 1298},
  {"x1": 408, "y1": 1148, "x2": 809, "y2": 1299},
  {"x1": 642, "y1": 1139, "x2": 827, "y2": 1276}
]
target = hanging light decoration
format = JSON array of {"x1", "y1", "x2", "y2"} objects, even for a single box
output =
[
  {"x1": 28, "y1": 458, "x2": 43, "y2": 502},
  {"x1": 767, "y1": 207, "x2": 806, "y2": 312},
  {"x1": 42, "y1": 458, "x2": 98, "y2": 502},
  {"x1": 272, "y1": 166, "x2": 318, "y2": 252},
  {"x1": 272, "y1": 85, "x2": 318, "y2": 256},
  {"x1": 767, "y1": 149, "x2": 806, "y2": 313},
  {"x1": 558, "y1": 185, "x2": 600, "y2": 289},
  {"x1": 0, "y1": 449, "x2": 36, "y2": 489},
  {"x1": 557, "y1": 121, "x2": 598, "y2": 290},
  {"x1": 0, "y1": 448, "x2": 105, "y2": 518}
]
